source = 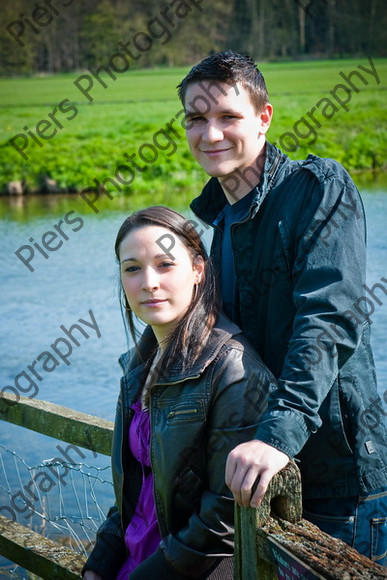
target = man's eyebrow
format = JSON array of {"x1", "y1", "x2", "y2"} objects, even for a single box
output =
[
  {"x1": 185, "y1": 109, "x2": 202, "y2": 118},
  {"x1": 185, "y1": 108, "x2": 239, "y2": 118}
]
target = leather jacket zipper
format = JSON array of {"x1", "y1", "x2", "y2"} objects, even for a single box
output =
[{"x1": 168, "y1": 408, "x2": 198, "y2": 419}]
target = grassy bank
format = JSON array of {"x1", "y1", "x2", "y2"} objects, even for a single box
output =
[{"x1": 0, "y1": 58, "x2": 386, "y2": 198}]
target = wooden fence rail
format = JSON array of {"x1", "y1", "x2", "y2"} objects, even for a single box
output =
[
  {"x1": 0, "y1": 392, "x2": 113, "y2": 456},
  {"x1": 1, "y1": 392, "x2": 386, "y2": 579},
  {"x1": 0, "y1": 515, "x2": 85, "y2": 580}
]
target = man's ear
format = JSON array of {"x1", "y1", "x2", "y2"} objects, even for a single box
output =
[{"x1": 258, "y1": 103, "x2": 273, "y2": 135}]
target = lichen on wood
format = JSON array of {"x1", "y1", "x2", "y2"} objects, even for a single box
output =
[
  {"x1": 0, "y1": 515, "x2": 85, "y2": 579},
  {"x1": 235, "y1": 460, "x2": 387, "y2": 579}
]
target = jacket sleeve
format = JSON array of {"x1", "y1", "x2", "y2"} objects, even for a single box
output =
[
  {"x1": 158, "y1": 346, "x2": 275, "y2": 578},
  {"x1": 255, "y1": 160, "x2": 367, "y2": 457},
  {"x1": 82, "y1": 505, "x2": 127, "y2": 579}
]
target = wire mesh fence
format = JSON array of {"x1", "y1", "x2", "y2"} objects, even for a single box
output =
[{"x1": 0, "y1": 442, "x2": 114, "y2": 579}]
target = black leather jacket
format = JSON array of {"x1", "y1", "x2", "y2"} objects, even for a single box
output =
[{"x1": 83, "y1": 315, "x2": 276, "y2": 579}]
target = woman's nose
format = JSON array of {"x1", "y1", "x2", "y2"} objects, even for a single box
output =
[{"x1": 142, "y1": 268, "x2": 159, "y2": 291}]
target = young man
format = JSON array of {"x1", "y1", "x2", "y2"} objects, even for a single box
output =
[{"x1": 177, "y1": 51, "x2": 387, "y2": 564}]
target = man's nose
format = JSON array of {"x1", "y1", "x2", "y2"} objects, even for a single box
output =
[{"x1": 202, "y1": 121, "x2": 223, "y2": 143}]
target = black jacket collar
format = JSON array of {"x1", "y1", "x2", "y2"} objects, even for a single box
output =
[
  {"x1": 190, "y1": 141, "x2": 289, "y2": 226},
  {"x1": 118, "y1": 313, "x2": 242, "y2": 385}
]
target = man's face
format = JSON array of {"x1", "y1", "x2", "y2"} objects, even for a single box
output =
[{"x1": 184, "y1": 81, "x2": 272, "y2": 186}]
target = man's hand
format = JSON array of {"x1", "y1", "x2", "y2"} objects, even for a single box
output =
[
  {"x1": 225, "y1": 440, "x2": 289, "y2": 508},
  {"x1": 83, "y1": 572, "x2": 102, "y2": 580}
]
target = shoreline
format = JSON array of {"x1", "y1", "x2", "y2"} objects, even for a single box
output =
[{"x1": 2, "y1": 167, "x2": 387, "y2": 198}]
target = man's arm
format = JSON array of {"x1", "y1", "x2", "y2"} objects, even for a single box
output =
[{"x1": 226, "y1": 162, "x2": 366, "y2": 506}]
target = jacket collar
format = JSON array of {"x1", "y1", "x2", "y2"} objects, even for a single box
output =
[
  {"x1": 118, "y1": 314, "x2": 242, "y2": 386},
  {"x1": 190, "y1": 141, "x2": 289, "y2": 226}
]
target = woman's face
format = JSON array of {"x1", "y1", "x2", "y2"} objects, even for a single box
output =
[{"x1": 119, "y1": 225, "x2": 204, "y2": 345}]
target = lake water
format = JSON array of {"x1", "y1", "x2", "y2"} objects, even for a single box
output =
[{"x1": 0, "y1": 181, "x2": 386, "y2": 576}]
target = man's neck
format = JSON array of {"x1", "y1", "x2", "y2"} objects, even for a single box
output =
[{"x1": 219, "y1": 147, "x2": 266, "y2": 205}]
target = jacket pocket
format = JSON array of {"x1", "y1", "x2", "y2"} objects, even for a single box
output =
[
  {"x1": 278, "y1": 219, "x2": 293, "y2": 272},
  {"x1": 272, "y1": 219, "x2": 294, "y2": 295},
  {"x1": 303, "y1": 508, "x2": 355, "y2": 547},
  {"x1": 371, "y1": 516, "x2": 387, "y2": 565},
  {"x1": 320, "y1": 380, "x2": 354, "y2": 457},
  {"x1": 166, "y1": 398, "x2": 205, "y2": 424}
]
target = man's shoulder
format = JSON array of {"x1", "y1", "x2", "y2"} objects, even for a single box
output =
[{"x1": 292, "y1": 154, "x2": 354, "y2": 186}]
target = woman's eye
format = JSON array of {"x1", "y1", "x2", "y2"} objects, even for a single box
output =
[
  {"x1": 124, "y1": 265, "x2": 139, "y2": 273},
  {"x1": 160, "y1": 262, "x2": 175, "y2": 268}
]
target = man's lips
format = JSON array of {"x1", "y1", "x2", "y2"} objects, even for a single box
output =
[{"x1": 201, "y1": 148, "x2": 232, "y2": 155}]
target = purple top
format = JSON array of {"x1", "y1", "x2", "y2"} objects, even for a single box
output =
[{"x1": 116, "y1": 400, "x2": 162, "y2": 580}]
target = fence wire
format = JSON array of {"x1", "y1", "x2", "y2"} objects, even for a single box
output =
[{"x1": 0, "y1": 443, "x2": 114, "y2": 579}]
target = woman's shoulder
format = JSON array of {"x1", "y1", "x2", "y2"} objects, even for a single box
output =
[
  {"x1": 207, "y1": 316, "x2": 277, "y2": 403},
  {"x1": 210, "y1": 314, "x2": 270, "y2": 371},
  {"x1": 118, "y1": 348, "x2": 134, "y2": 373}
]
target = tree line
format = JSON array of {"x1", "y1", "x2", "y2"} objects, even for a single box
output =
[{"x1": 1, "y1": 0, "x2": 386, "y2": 75}]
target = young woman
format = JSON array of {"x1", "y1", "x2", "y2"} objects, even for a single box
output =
[{"x1": 83, "y1": 207, "x2": 275, "y2": 579}]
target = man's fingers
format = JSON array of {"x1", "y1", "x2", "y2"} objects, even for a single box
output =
[
  {"x1": 225, "y1": 441, "x2": 290, "y2": 508},
  {"x1": 238, "y1": 467, "x2": 261, "y2": 507},
  {"x1": 250, "y1": 471, "x2": 273, "y2": 507},
  {"x1": 250, "y1": 454, "x2": 289, "y2": 507},
  {"x1": 228, "y1": 466, "x2": 256, "y2": 506},
  {"x1": 225, "y1": 452, "x2": 237, "y2": 488},
  {"x1": 226, "y1": 452, "x2": 262, "y2": 506}
]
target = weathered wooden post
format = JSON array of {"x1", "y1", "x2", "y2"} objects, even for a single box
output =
[
  {"x1": 234, "y1": 459, "x2": 387, "y2": 579},
  {"x1": 234, "y1": 459, "x2": 302, "y2": 579}
]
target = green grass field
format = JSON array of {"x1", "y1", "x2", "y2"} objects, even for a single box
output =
[{"x1": 0, "y1": 58, "x2": 386, "y2": 203}]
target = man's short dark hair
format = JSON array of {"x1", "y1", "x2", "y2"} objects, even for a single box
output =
[{"x1": 177, "y1": 50, "x2": 269, "y2": 113}]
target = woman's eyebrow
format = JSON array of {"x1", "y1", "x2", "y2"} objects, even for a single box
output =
[
  {"x1": 120, "y1": 257, "x2": 136, "y2": 264},
  {"x1": 120, "y1": 253, "x2": 174, "y2": 264},
  {"x1": 155, "y1": 253, "x2": 176, "y2": 260}
]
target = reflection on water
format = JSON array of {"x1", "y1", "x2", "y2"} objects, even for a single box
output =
[
  {"x1": 0, "y1": 183, "x2": 201, "y2": 223},
  {"x1": 2, "y1": 170, "x2": 386, "y2": 221}
]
